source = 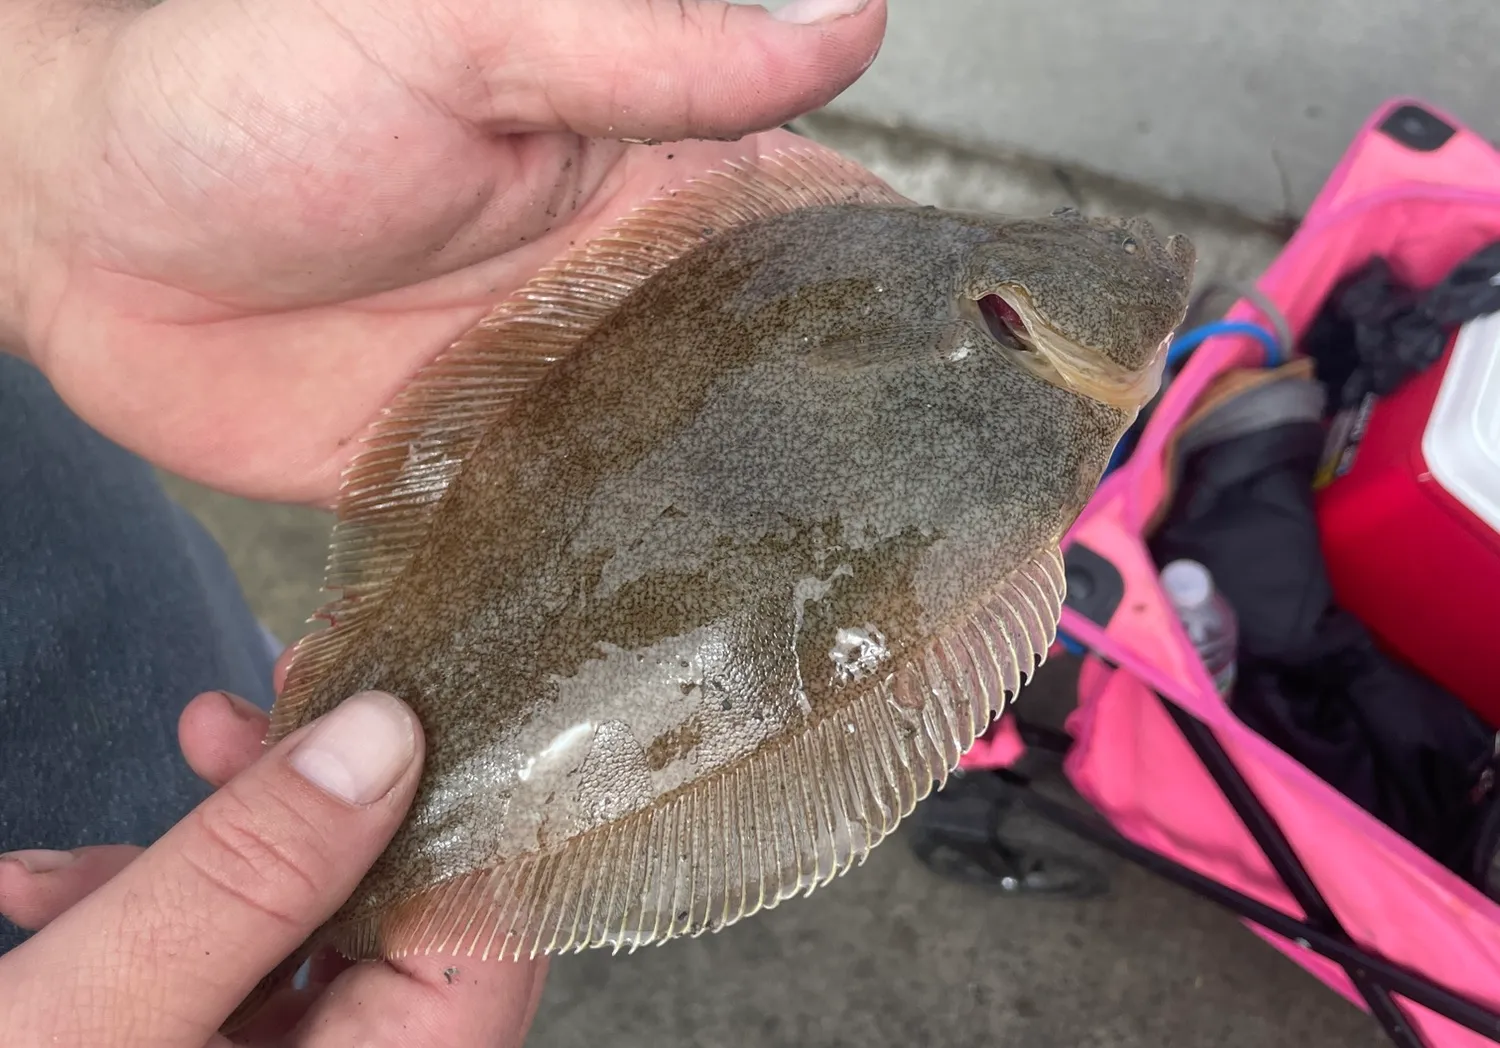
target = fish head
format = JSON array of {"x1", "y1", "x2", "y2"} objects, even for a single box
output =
[{"x1": 957, "y1": 208, "x2": 1196, "y2": 412}]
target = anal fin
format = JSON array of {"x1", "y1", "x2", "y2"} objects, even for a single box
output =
[{"x1": 366, "y1": 545, "x2": 1066, "y2": 962}]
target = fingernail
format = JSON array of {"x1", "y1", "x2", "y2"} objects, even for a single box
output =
[
  {"x1": 1, "y1": 849, "x2": 76, "y2": 873},
  {"x1": 772, "y1": 0, "x2": 868, "y2": 24},
  {"x1": 289, "y1": 691, "x2": 416, "y2": 805},
  {"x1": 217, "y1": 690, "x2": 266, "y2": 721}
]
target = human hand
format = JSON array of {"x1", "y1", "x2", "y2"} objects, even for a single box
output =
[
  {"x1": 0, "y1": 686, "x2": 547, "y2": 1046},
  {"x1": 6, "y1": 0, "x2": 886, "y2": 506}
]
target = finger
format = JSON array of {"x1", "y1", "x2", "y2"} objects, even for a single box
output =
[
  {"x1": 0, "y1": 845, "x2": 143, "y2": 930},
  {"x1": 216, "y1": 947, "x2": 357, "y2": 1043},
  {"x1": 292, "y1": 952, "x2": 549, "y2": 1048},
  {"x1": 350, "y1": 0, "x2": 887, "y2": 141},
  {"x1": 179, "y1": 690, "x2": 271, "y2": 788},
  {"x1": 0, "y1": 690, "x2": 424, "y2": 1046},
  {"x1": 488, "y1": 0, "x2": 885, "y2": 140},
  {"x1": 309, "y1": 945, "x2": 356, "y2": 987},
  {"x1": 273, "y1": 645, "x2": 296, "y2": 695}
]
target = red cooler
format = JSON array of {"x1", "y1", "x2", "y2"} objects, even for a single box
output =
[{"x1": 1314, "y1": 312, "x2": 1500, "y2": 727}]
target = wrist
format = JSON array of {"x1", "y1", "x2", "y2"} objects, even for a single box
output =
[{"x1": 0, "y1": 3, "x2": 120, "y2": 360}]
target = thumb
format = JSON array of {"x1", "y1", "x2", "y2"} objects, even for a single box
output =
[
  {"x1": 389, "y1": 0, "x2": 886, "y2": 141},
  {"x1": 0, "y1": 691, "x2": 422, "y2": 1047}
]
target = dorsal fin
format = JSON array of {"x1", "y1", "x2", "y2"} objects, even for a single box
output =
[
  {"x1": 270, "y1": 148, "x2": 911, "y2": 739},
  {"x1": 333, "y1": 545, "x2": 1066, "y2": 963}
]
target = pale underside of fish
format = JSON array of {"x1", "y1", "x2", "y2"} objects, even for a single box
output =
[{"x1": 233, "y1": 145, "x2": 1193, "y2": 1018}]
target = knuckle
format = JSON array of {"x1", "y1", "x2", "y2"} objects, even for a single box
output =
[{"x1": 177, "y1": 785, "x2": 331, "y2": 928}]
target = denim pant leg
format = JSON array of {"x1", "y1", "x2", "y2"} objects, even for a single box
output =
[{"x1": 0, "y1": 354, "x2": 276, "y2": 953}]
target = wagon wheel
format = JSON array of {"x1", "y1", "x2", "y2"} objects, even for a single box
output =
[
  {"x1": 910, "y1": 823, "x2": 1111, "y2": 898},
  {"x1": 909, "y1": 770, "x2": 1112, "y2": 900}
]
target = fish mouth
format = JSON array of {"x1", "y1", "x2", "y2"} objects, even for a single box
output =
[{"x1": 976, "y1": 290, "x2": 1170, "y2": 412}]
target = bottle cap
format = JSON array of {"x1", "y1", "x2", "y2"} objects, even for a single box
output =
[{"x1": 1161, "y1": 559, "x2": 1213, "y2": 610}]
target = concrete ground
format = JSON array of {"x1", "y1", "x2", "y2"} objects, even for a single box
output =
[
  {"x1": 159, "y1": 119, "x2": 1388, "y2": 1046},
  {"x1": 757, "y1": 0, "x2": 1500, "y2": 224}
]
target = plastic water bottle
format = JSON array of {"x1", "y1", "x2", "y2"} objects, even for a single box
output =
[{"x1": 1160, "y1": 559, "x2": 1239, "y2": 697}]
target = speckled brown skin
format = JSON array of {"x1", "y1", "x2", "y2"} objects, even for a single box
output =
[{"x1": 276, "y1": 198, "x2": 1193, "y2": 940}]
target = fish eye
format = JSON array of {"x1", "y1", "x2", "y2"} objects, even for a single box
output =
[
  {"x1": 1122, "y1": 236, "x2": 1138, "y2": 254},
  {"x1": 978, "y1": 295, "x2": 1034, "y2": 352}
]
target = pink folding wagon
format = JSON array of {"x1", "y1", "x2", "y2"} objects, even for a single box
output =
[{"x1": 908, "y1": 98, "x2": 1500, "y2": 1048}]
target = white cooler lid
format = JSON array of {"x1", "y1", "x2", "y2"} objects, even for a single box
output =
[{"x1": 1422, "y1": 309, "x2": 1500, "y2": 535}]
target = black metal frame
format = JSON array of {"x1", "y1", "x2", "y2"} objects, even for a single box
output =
[{"x1": 913, "y1": 677, "x2": 1500, "y2": 1047}]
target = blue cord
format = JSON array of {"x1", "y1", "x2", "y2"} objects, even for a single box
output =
[
  {"x1": 1165, "y1": 319, "x2": 1283, "y2": 369},
  {"x1": 1058, "y1": 630, "x2": 1086, "y2": 657},
  {"x1": 1100, "y1": 318, "x2": 1283, "y2": 478}
]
